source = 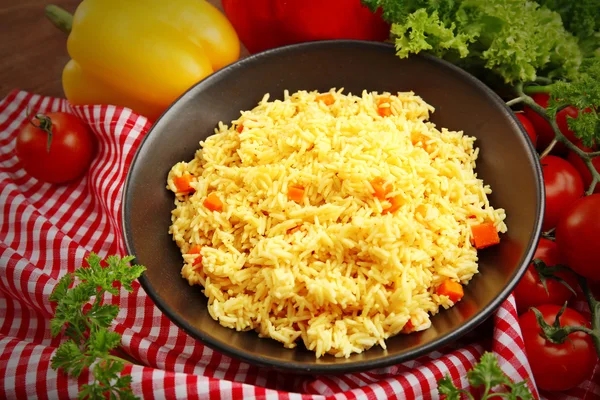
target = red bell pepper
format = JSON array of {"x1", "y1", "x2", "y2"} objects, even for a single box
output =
[{"x1": 221, "y1": 0, "x2": 390, "y2": 54}]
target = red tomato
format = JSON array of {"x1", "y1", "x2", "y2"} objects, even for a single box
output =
[
  {"x1": 221, "y1": 0, "x2": 390, "y2": 54},
  {"x1": 540, "y1": 156, "x2": 584, "y2": 232},
  {"x1": 556, "y1": 194, "x2": 600, "y2": 281},
  {"x1": 515, "y1": 113, "x2": 537, "y2": 145},
  {"x1": 567, "y1": 143, "x2": 600, "y2": 194},
  {"x1": 523, "y1": 93, "x2": 580, "y2": 155},
  {"x1": 16, "y1": 112, "x2": 96, "y2": 184},
  {"x1": 519, "y1": 305, "x2": 597, "y2": 392},
  {"x1": 513, "y1": 238, "x2": 577, "y2": 314}
]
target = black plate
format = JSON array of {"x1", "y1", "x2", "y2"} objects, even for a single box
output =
[{"x1": 122, "y1": 40, "x2": 544, "y2": 374}]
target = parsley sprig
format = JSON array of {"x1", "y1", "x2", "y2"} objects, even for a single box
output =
[
  {"x1": 50, "y1": 253, "x2": 146, "y2": 400},
  {"x1": 438, "y1": 352, "x2": 534, "y2": 400}
]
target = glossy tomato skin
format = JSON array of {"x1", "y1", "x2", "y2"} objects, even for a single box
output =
[
  {"x1": 556, "y1": 194, "x2": 600, "y2": 281},
  {"x1": 519, "y1": 305, "x2": 597, "y2": 392},
  {"x1": 221, "y1": 0, "x2": 390, "y2": 54},
  {"x1": 16, "y1": 112, "x2": 96, "y2": 184},
  {"x1": 524, "y1": 94, "x2": 554, "y2": 151},
  {"x1": 567, "y1": 143, "x2": 600, "y2": 194},
  {"x1": 540, "y1": 156, "x2": 584, "y2": 232},
  {"x1": 513, "y1": 238, "x2": 577, "y2": 314},
  {"x1": 515, "y1": 114, "x2": 537, "y2": 145},
  {"x1": 523, "y1": 93, "x2": 580, "y2": 155}
]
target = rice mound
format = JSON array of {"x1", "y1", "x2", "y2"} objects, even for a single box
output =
[{"x1": 167, "y1": 89, "x2": 507, "y2": 358}]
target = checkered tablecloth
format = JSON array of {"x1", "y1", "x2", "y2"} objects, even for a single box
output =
[{"x1": 1, "y1": 90, "x2": 598, "y2": 399}]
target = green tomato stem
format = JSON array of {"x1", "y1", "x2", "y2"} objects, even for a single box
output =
[
  {"x1": 577, "y1": 276, "x2": 600, "y2": 358},
  {"x1": 523, "y1": 84, "x2": 554, "y2": 95},
  {"x1": 539, "y1": 139, "x2": 557, "y2": 159},
  {"x1": 505, "y1": 97, "x2": 525, "y2": 107}
]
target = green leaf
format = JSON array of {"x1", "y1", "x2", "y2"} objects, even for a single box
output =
[
  {"x1": 50, "y1": 273, "x2": 74, "y2": 303},
  {"x1": 437, "y1": 375, "x2": 463, "y2": 400},
  {"x1": 87, "y1": 304, "x2": 120, "y2": 330},
  {"x1": 75, "y1": 254, "x2": 145, "y2": 295},
  {"x1": 89, "y1": 329, "x2": 121, "y2": 355},
  {"x1": 548, "y1": 58, "x2": 600, "y2": 147},
  {"x1": 468, "y1": 352, "x2": 511, "y2": 389},
  {"x1": 367, "y1": 0, "x2": 585, "y2": 84},
  {"x1": 506, "y1": 380, "x2": 535, "y2": 400},
  {"x1": 51, "y1": 341, "x2": 90, "y2": 378},
  {"x1": 49, "y1": 254, "x2": 145, "y2": 400}
]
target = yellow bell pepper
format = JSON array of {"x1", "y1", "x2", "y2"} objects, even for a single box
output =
[{"x1": 46, "y1": 1, "x2": 240, "y2": 121}]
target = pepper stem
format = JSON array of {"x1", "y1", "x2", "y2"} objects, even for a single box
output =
[{"x1": 45, "y1": 4, "x2": 73, "y2": 34}]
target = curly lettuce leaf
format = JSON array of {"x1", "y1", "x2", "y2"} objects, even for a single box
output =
[
  {"x1": 535, "y1": 0, "x2": 600, "y2": 56},
  {"x1": 363, "y1": 0, "x2": 583, "y2": 84}
]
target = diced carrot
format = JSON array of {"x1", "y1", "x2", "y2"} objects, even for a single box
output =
[
  {"x1": 316, "y1": 93, "x2": 335, "y2": 106},
  {"x1": 173, "y1": 173, "x2": 195, "y2": 193},
  {"x1": 377, "y1": 97, "x2": 392, "y2": 117},
  {"x1": 203, "y1": 192, "x2": 223, "y2": 212},
  {"x1": 401, "y1": 320, "x2": 414, "y2": 334},
  {"x1": 411, "y1": 132, "x2": 427, "y2": 145},
  {"x1": 436, "y1": 279, "x2": 464, "y2": 303},
  {"x1": 188, "y1": 245, "x2": 202, "y2": 267},
  {"x1": 471, "y1": 222, "x2": 500, "y2": 249},
  {"x1": 371, "y1": 177, "x2": 391, "y2": 200},
  {"x1": 382, "y1": 194, "x2": 403, "y2": 214},
  {"x1": 237, "y1": 124, "x2": 244, "y2": 133},
  {"x1": 287, "y1": 185, "x2": 305, "y2": 203}
]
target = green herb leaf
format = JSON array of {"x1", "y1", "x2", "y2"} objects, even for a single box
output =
[
  {"x1": 87, "y1": 303, "x2": 120, "y2": 330},
  {"x1": 50, "y1": 253, "x2": 145, "y2": 400},
  {"x1": 50, "y1": 273, "x2": 74, "y2": 303},
  {"x1": 51, "y1": 340, "x2": 90, "y2": 378},
  {"x1": 468, "y1": 352, "x2": 511, "y2": 389},
  {"x1": 507, "y1": 380, "x2": 536, "y2": 400},
  {"x1": 547, "y1": 58, "x2": 600, "y2": 147},
  {"x1": 437, "y1": 375, "x2": 463, "y2": 400},
  {"x1": 437, "y1": 352, "x2": 534, "y2": 399}
]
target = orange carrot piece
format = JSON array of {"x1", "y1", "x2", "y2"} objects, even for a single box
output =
[
  {"x1": 377, "y1": 97, "x2": 392, "y2": 117},
  {"x1": 287, "y1": 185, "x2": 305, "y2": 203},
  {"x1": 237, "y1": 124, "x2": 244, "y2": 133},
  {"x1": 436, "y1": 279, "x2": 464, "y2": 303},
  {"x1": 471, "y1": 222, "x2": 500, "y2": 249},
  {"x1": 203, "y1": 192, "x2": 223, "y2": 212},
  {"x1": 401, "y1": 320, "x2": 414, "y2": 334},
  {"x1": 173, "y1": 173, "x2": 195, "y2": 193},
  {"x1": 316, "y1": 93, "x2": 335, "y2": 106},
  {"x1": 371, "y1": 177, "x2": 391, "y2": 200},
  {"x1": 188, "y1": 245, "x2": 203, "y2": 267},
  {"x1": 382, "y1": 194, "x2": 403, "y2": 214}
]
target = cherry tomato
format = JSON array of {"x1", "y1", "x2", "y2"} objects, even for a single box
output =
[
  {"x1": 16, "y1": 112, "x2": 96, "y2": 184},
  {"x1": 519, "y1": 305, "x2": 597, "y2": 392},
  {"x1": 556, "y1": 194, "x2": 600, "y2": 281},
  {"x1": 515, "y1": 113, "x2": 537, "y2": 145},
  {"x1": 540, "y1": 156, "x2": 584, "y2": 232},
  {"x1": 567, "y1": 143, "x2": 600, "y2": 194},
  {"x1": 513, "y1": 238, "x2": 577, "y2": 314},
  {"x1": 523, "y1": 93, "x2": 580, "y2": 155}
]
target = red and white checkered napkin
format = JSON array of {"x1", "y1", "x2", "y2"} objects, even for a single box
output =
[{"x1": 1, "y1": 90, "x2": 598, "y2": 399}]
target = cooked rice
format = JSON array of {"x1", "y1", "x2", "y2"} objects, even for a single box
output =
[{"x1": 167, "y1": 89, "x2": 507, "y2": 358}]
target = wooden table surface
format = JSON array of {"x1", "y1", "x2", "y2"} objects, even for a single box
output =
[{"x1": 0, "y1": 0, "x2": 237, "y2": 99}]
